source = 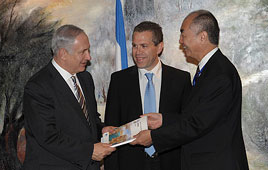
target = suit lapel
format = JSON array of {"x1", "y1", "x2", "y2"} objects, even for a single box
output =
[
  {"x1": 187, "y1": 49, "x2": 222, "y2": 101},
  {"x1": 159, "y1": 64, "x2": 169, "y2": 112},
  {"x1": 48, "y1": 63, "x2": 92, "y2": 131},
  {"x1": 129, "y1": 66, "x2": 143, "y2": 116}
]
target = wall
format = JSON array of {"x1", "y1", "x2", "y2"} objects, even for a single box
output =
[{"x1": 0, "y1": 0, "x2": 267, "y2": 169}]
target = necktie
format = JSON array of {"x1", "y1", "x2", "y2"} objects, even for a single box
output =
[
  {"x1": 144, "y1": 73, "x2": 156, "y2": 157},
  {"x1": 193, "y1": 66, "x2": 201, "y2": 86},
  {"x1": 71, "y1": 76, "x2": 89, "y2": 123}
]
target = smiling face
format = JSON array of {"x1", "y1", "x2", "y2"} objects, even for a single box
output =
[
  {"x1": 179, "y1": 14, "x2": 203, "y2": 62},
  {"x1": 64, "y1": 32, "x2": 91, "y2": 74},
  {"x1": 132, "y1": 31, "x2": 163, "y2": 71}
]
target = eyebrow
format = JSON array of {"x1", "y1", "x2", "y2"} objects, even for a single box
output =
[
  {"x1": 132, "y1": 42, "x2": 151, "y2": 46},
  {"x1": 81, "y1": 48, "x2": 89, "y2": 53}
]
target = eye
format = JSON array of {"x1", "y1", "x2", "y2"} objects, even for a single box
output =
[{"x1": 141, "y1": 44, "x2": 147, "y2": 48}]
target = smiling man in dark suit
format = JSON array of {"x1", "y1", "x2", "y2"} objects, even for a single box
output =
[
  {"x1": 23, "y1": 25, "x2": 115, "y2": 170},
  {"x1": 104, "y1": 21, "x2": 191, "y2": 170},
  {"x1": 131, "y1": 10, "x2": 249, "y2": 170}
]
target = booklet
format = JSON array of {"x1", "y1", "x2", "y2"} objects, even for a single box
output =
[{"x1": 101, "y1": 116, "x2": 148, "y2": 147}]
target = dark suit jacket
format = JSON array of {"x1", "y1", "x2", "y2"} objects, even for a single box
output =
[
  {"x1": 104, "y1": 63, "x2": 191, "y2": 170},
  {"x1": 152, "y1": 50, "x2": 249, "y2": 170},
  {"x1": 23, "y1": 62, "x2": 103, "y2": 170}
]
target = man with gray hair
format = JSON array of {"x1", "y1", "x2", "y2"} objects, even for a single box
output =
[{"x1": 23, "y1": 24, "x2": 115, "y2": 170}]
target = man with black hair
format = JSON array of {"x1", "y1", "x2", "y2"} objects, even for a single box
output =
[
  {"x1": 132, "y1": 10, "x2": 249, "y2": 170},
  {"x1": 104, "y1": 21, "x2": 191, "y2": 170}
]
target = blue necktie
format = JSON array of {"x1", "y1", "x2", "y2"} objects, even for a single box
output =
[
  {"x1": 144, "y1": 73, "x2": 156, "y2": 157},
  {"x1": 193, "y1": 66, "x2": 200, "y2": 86}
]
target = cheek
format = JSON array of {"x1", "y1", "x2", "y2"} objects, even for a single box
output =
[
  {"x1": 186, "y1": 39, "x2": 195, "y2": 50},
  {"x1": 184, "y1": 38, "x2": 190, "y2": 46},
  {"x1": 132, "y1": 48, "x2": 136, "y2": 55},
  {"x1": 78, "y1": 55, "x2": 84, "y2": 62},
  {"x1": 150, "y1": 49, "x2": 158, "y2": 57}
]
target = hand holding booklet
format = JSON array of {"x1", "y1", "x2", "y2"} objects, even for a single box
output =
[{"x1": 101, "y1": 116, "x2": 148, "y2": 147}]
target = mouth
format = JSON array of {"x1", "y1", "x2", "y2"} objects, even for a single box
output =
[
  {"x1": 181, "y1": 45, "x2": 188, "y2": 53},
  {"x1": 135, "y1": 56, "x2": 146, "y2": 63},
  {"x1": 182, "y1": 45, "x2": 187, "y2": 50},
  {"x1": 179, "y1": 44, "x2": 187, "y2": 51},
  {"x1": 81, "y1": 62, "x2": 88, "y2": 67}
]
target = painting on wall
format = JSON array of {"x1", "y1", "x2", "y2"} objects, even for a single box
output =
[{"x1": 0, "y1": 0, "x2": 267, "y2": 169}]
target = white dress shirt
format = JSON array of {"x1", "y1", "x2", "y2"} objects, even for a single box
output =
[
  {"x1": 198, "y1": 47, "x2": 219, "y2": 71},
  {"x1": 138, "y1": 60, "x2": 162, "y2": 113},
  {"x1": 52, "y1": 59, "x2": 84, "y2": 100}
]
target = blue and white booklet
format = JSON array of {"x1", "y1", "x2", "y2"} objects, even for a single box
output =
[{"x1": 101, "y1": 116, "x2": 148, "y2": 147}]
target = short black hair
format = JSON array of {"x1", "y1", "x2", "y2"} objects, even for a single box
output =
[{"x1": 133, "y1": 21, "x2": 163, "y2": 46}]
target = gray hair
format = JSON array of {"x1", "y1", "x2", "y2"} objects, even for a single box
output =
[
  {"x1": 51, "y1": 24, "x2": 85, "y2": 55},
  {"x1": 188, "y1": 10, "x2": 220, "y2": 45}
]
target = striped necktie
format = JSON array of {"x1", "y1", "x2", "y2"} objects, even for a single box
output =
[
  {"x1": 71, "y1": 76, "x2": 89, "y2": 123},
  {"x1": 144, "y1": 73, "x2": 156, "y2": 157}
]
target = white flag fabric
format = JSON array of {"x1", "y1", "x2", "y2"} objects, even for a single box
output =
[{"x1": 115, "y1": 0, "x2": 128, "y2": 71}]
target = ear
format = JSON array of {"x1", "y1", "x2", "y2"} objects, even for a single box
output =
[
  {"x1": 157, "y1": 42, "x2": 164, "y2": 55},
  {"x1": 199, "y1": 31, "x2": 208, "y2": 43},
  {"x1": 58, "y1": 48, "x2": 68, "y2": 60}
]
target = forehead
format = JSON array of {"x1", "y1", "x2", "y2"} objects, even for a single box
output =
[
  {"x1": 180, "y1": 14, "x2": 197, "y2": 32},
  {"x1": 73, "y1": 33, "x2": 90, "y2": 47},
  {"x1": 132, "y1": 31, "x2": 153, "y2": 42}
]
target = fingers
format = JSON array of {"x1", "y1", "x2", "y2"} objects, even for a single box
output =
[
  {"x1": 140, "y1": 113, "x2": 163, "y2": 129},
  {"x1": 130, "y1": 134, "x2": 139, "y2": 145},
  {"x1": 130, "y1": 130, "x2": 152, "y2": 146},
  {"x1": 92, "y1": 143, "x2": 116, "y2": 161},
  {"x1": 140, "y1": 112, "x2": 157, "y2": 118},
  {"x1": 102, "y1": 126, "x2": 117, "y2": 134},
  {"x1": 146, "y1": 113, "x2": 162, "y2": 129},
  {"x1": 147, "y1": 113, "x2": 161, "y2": 120}
]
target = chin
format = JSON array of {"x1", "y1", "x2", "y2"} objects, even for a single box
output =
[
  {"x1": 79, "y1": 68, "x2": 86, "y2": 72},
  {"x1": 138, "y1": 64, "x2": 148, "y2": 69},
  {"x1": 135, "y1": 62, "x2": 144, "y2": 68}
]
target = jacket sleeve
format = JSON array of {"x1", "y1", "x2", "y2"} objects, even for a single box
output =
[
  {"x1": 23, "y1": 80, "x2": 94, "y2": 170},
  {"x1": 104, "y1": 73, "x2": 121, "y2": 170},
  {"x1": 152, "y1": 74, "x2": 234, "y2": 153}
]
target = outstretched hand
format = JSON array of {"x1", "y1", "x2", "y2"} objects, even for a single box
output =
[
  {"x1": 141, "y1": 113, "x2": 163, "y2": 129},
  {"x1": 102, "y1": 126, "x2": 117, "y2": 134},
  {"x1": 130, "y1": 130, "x2": 152, "y2": 146},
  {"x1": 92, "y1": 143, "x2": 116, "y2": 161}
]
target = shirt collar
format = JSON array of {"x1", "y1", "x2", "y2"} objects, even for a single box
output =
[
  {"x1": 52, "y1": 59, "x2": 76, "y2": 81},
  {"x1": 198, "y1": 47, "x2": 218, "y2": 70},
  {"x1": 138, "y1": 60, "x2": 162, "y2": 79}
]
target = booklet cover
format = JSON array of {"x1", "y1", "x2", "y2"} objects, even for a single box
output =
[{"x1": 101, "y1": 116, "x2": 148, "y2": 147}]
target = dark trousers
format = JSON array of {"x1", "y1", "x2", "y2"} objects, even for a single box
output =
[{"x1": 144, "y1": 154, "x2": 161, "y2": 170}]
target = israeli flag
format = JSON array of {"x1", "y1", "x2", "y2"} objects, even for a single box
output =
[{"x1": 115, "y1": 0, "x2": 128, "y2": 71}]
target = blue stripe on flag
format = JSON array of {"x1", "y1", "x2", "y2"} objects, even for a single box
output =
[{"x1": 116, "y1": 0, "x2": 128, "y2": 70}]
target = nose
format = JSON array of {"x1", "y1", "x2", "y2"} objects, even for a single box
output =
[
  {"x1": 136, "y1": 46, "x2": 142, "y2": 55},
  {"x1": 179, "y1": 35, "x2": 183, "y2": 44},
  {"x1": 85, "y1": 50, "x2": 91, "y2": 61}
]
